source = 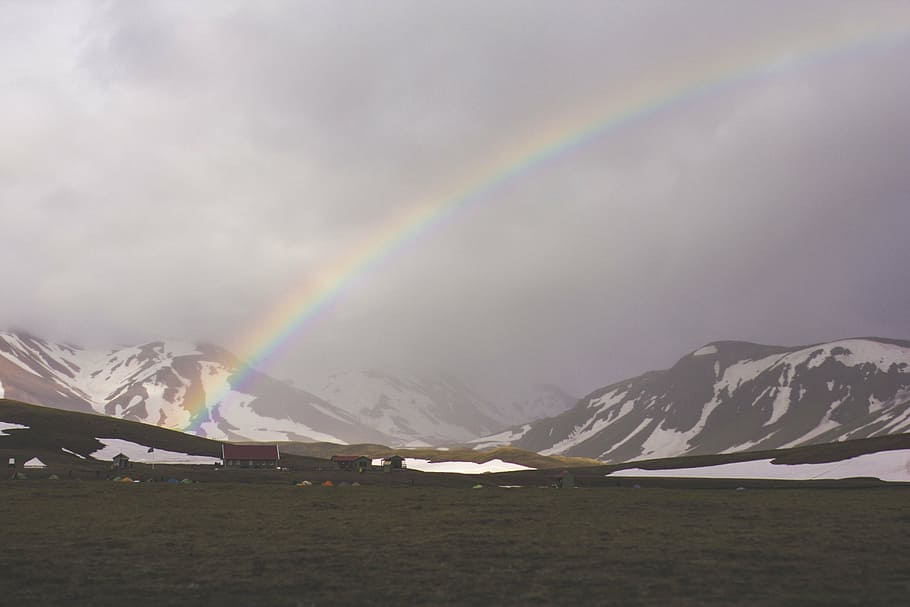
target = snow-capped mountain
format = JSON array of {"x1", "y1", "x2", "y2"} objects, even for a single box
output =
[
  {"x1": 309, "y1": 371, "x2": 578, "y2": 445},
  {"x1": 311, "y1": 370, "x2": 508, "y2": 445},
  {"x1": 490, "y1": 338, "x2": 910, "y2": 462},
  {"x1": 0, "y1": 330, "x2": 391, "y2": 444}
]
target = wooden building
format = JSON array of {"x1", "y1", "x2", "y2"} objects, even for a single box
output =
[
  {"x1": 331, "y1": 455, "x2": 372, "y2": 472},
  {"x1": 112, "y1": 453, "x2": 130, "y2": 470},
  {"x1": 382, "y1": 455, "x2": 405, "y2": 471},
  {"x1": 222, "y1": 444, "x2": 280, "y2": 469},
  {"x1": 554, "y1": 470, "x2": 575, "y2": 489}
]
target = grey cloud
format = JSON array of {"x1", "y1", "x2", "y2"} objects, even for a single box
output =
[{"x1": 1, "y1": 1, "x2": 908, "y2": 401}]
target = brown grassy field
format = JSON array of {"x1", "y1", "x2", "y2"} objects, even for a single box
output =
[{"x1": 1, "y1": 481, "x2": 909, "y2": 606}]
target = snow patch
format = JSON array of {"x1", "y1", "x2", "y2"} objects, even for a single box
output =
[
  {"x1": 91, "y1": 438, "x2": 222, "y2": 465},
  {"x1": 639, "y1": 422, "x2": 691, "y2": 459},
  {"x1": 541, "y1": 416, "x2": 614, "y2": 456},
  {"x1": 763, "y1": 386, "x2": 792, "y2": 427},
  {"x1": 61, "y1": 447, "x2": 86, "y2": 459},
  {"x1": 599, "y1": 418, "x2": 653, "y2": 458},
  {"x1": 692, "y1": 345, "x2": 718, "y2": 356},
  {"x1": 403, "y1": 458, "x2": 534, "y2": 474},
  {"x1": 0, "y1": 421, "x2": 29, "y2": 435},
  {"x1": 468, "y1": 424, "x2": 531, "y2": 450},
  {"x1": 610, "y1": 449, "x2": 910, "y2": 482}
]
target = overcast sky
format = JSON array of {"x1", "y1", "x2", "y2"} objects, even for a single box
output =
[{"x1": 2, "y1": 1, "x2": 909, "y2": 401}]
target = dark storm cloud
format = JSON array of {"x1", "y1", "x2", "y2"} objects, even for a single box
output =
[{"x1": 1, "y1": 1, "x2": 909, "y2": 399}]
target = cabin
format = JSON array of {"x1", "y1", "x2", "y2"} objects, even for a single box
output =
[
  {"x1": 331, "y1": 455, "x2": 372, "y2": 472},
  {"x1": 112, "y1": 453, "x2": 130, "y2": 470},
  {"x1": 382, "y1": 455, "x2": 406, "y2": 471},
  {"x1": 222, "y1": 444, "x2": 280, "y2": 468},
  {"x1": 7, "y1": 457, "x2": 14, "y2": 469},
  {"x1": 554, "y1": 470, "x2": 575, "y2": 489}
]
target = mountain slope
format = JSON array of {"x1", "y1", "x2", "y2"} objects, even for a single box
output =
[
  {"x1": 503, "y1": 338, "x2": 910, "y2": 461},
  {"x1": 311, "y1": 370, "x2": 508, "y2": 445},
  {"x1": 0, "y1": 330, "x2": 391, "y2": 445}
]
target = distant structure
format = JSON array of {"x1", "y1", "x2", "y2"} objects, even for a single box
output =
[
  {"x1": 23, "y1": 457, "x2": 47, "y2": 469},
  {"x1": 382, "y1": 455, "x2": 405, "y2": 472},
  {"x1": 331, "y1": 455, "x2": 372, "y2": 472},
  {"x1": 7, "y1": 457, "x2": 14, "y2": 470},
  {"x1": 111, "y1": 453, "x2": 131, "y2": 470},
  {"x1": 222, "y1": 444, "x2": 280, "y2": 469},
  {"x1": 554, "y1": 470, "x2": 575, "y2": 489}
]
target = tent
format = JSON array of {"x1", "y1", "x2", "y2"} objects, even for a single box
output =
[
  {"x1": 48, "y1": 474, "x2": 60, "y2": 480},
  {"x1": 23, "y1": 457, "x2": 47, "y2": 469},
  {"x1": 321, "y1": 480, "x2": 334, "y2": 487}
]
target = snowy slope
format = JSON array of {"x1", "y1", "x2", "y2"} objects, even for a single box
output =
[
  {"x1": 0, "y1": 330, "x2": 391, "y2": 444},
  {"x1": 511, "y1": 338, "x2": 910, "y2": 462},
  {"x1": 311, "y1": 370, "x2": 509, "y2": 444}
]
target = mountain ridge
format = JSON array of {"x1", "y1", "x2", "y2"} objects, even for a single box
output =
[{"x1": 484, "y1": 337, "x2": 910, "y2": 462}]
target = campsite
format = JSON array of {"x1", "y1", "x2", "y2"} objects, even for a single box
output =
[{"x1": 3, "y1": 401, "x2": 910, "y2": 604}]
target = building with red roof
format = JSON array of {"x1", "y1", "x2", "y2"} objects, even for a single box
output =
[{"x1": 222, "y1": 444, "x2": 280, "y2": 469}]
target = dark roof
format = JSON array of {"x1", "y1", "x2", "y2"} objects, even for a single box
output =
[
  {"x1": 383, "y1": 455, "x2": 404, "y2": 461},
  {"x1": 112, "y1": 453, "x2": 129, "y2": 460},
  {"x1": 331, "y1": 455, "x2": 370, "y2": 462},
  {"x1": 222, "y1": 444, "x2": 280, "y2": 460}
]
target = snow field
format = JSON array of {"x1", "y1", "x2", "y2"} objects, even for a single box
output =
[
  {"x1": 402, "y1": 458, "x2": 534, "y2": 474},
  {"x1": 610, "y1": 449, "x2": 910, "y2": 482}
]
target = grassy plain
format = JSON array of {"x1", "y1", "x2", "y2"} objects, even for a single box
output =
[{"x1": 1, "y1": 482, "x2": 909, "y2": 606}]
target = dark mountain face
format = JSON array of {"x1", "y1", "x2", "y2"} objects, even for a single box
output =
[{"x1": 509, "y1": 338, "x2": 910, "y2": 462}]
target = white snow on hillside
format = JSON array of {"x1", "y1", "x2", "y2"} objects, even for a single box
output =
[
  {"x1": 312, "y1": 370, "x2": 500, "y2": 444},
  {"x1": 194, "y1": 365, "x2": 347, "y2": 443},
  {"x1": 0, "y1": 421, "x2": 29, "y2": 435},
  {"x1": 0, "y1": 379, "x2": 4, "y2": 398},
  {"x1": 692, "y1": 345, "x2": 718, "y2": 356},
  {"x1": 610, "y1": 449, "x2": 910, "y2": 482},
  {"x1": 91, "y1": 438, "x2": 222, "y2": 465},
  {"x1": 468, "y1": 424, "x2": 531, "y2": 450},
  {"x1": 403, "y1": 458, "x2": 534, "y2": 474}
]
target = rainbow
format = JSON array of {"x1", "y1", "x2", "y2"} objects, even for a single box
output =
[{"x1": 183, "y1": 18, "x2": 910, "y2": 433}]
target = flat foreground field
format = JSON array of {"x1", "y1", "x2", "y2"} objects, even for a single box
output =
[{"x1": 1, "y1": 482, "x2": 908, "y2": 606}]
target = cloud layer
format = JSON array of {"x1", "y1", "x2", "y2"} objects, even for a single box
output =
[{"x1": 2, "y1": 1, "x2": 909, "y2": 399}]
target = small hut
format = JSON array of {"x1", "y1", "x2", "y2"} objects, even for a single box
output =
[
  {"x1": 7, "y1": 457, "x2": 14, "y2": 470},
  {"x1": 112, "y1": 453, "x2": 130, "y2": 470},
  {"x1": 554, "y1": 470, "x2": 575, "y2": 489},
  {"x1": 331, "y1": 455, "x2": 372, "y2": 472},
  {"x1": 382, "y1": 455, "x2": 406, "y2": 472}
]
